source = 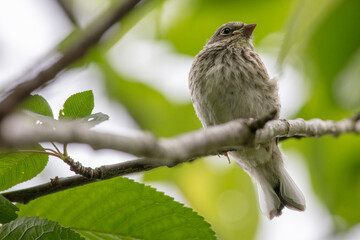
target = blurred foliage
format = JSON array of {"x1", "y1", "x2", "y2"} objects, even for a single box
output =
[
  {"x1": 156, "y1": 0, "x2": 297, "y2": 56},
  {"x1": 279, "y1": 0, "x2": 360, "y2": 230},
  {"x1": 95, "y1": 52, "x2": 201, "y2": 137}
]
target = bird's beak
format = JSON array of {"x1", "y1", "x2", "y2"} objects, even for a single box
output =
[{"x1": 242, "y1": 23, "x2": 257, "y2": 37}]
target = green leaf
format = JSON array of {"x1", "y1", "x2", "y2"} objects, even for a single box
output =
[
  {"x1": 0, "y1": 217, "x2": 84, "y2": 240},
  {"x1": 0, "y1": 145, "x2": 48, "y2": 191},
  {"x1": 75, "y1": 231, "x2": 131, "y2": 240},
  {"x1": 20, "y1": 94, "x2": 53, "y2": 118},
  {"x1": 144, "y1": 160, "x2": 259, "y2": 240},
  {"x1": 59, "y1": 90, "x2": 94, "y2": 120},
  {"x1": 0, "y1": 195, "x2": 18, "y2": 224},
  {"x1": 18, "y1": 177, "x2": 216, "y2": 240}
]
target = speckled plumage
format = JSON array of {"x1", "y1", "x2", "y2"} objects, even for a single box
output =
[{"x1": 189, "y1": 22, "x2": 305, "y2": 219}]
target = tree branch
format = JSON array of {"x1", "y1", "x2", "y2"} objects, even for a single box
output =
[
  {"x1": 1, "y1": 113, "x2": 359, "y2": 204},
  {"x1": 2, "y1": 158, "x2": 159, "y2": 204},
  {"x1": 2, "y1": 113, "x2": 360, "y2": 166},
  {"x1": 0, "y1": 0, "x2": 142, "y2": 121}
]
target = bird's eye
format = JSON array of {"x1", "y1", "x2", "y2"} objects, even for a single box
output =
[{"x1": 221, "y1": 28, "x2": 231, "y2": 35}]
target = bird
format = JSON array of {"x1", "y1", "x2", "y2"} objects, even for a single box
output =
[{"x1": 188, "y1": 21, "x2": 305, "y2": 219}]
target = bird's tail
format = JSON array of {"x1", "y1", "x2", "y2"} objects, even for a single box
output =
[
  {"x1": 253, "y1": 161, "x2": 306, "y2": 219},
  {"x1": 231, "y1": 143, "x2": 306, "y2": 219}
]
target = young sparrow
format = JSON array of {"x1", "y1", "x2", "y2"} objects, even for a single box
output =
[{"x1": 188, "y1": 22, "x2": 305, "y2": 219}]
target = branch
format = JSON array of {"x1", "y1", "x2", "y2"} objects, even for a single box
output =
[
  {"x1": 2, "y1": 158, "x2": 159, "y2": 204},
  {"x1": 0, "y1": 0, "x2": 141, "y2": 121},
  {"x1": 1, "y1": 113, "x2": 359, "y2": 203},
  {"x1": 2, "y1": 112, "x2": 360, "y2": 166},
  {"x1": 3, "y1": 113, "x2": 360, "y2": 164}
]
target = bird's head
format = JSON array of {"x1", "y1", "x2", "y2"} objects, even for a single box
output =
[{"x1": 207, "y1": 21, "x2": 256, "y2": 48}]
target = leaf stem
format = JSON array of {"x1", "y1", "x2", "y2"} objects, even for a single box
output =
[
  {"x1": 43, "y1": 148, "x2": 60, "y2": 155},
  {"x1": 17, "y1": 150, "x2": 60, "y2": 158}
]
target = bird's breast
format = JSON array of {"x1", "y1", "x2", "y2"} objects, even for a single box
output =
[{"x1": 189, "y1": 47, "x2": 279, "y2": 126}]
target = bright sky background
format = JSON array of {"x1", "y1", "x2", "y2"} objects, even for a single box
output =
[{"x1": 1, "y1": 1, "x2": 360, "y2": 240}]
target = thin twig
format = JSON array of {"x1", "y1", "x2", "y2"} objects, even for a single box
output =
[
  {"x1": 3, "y1": 175, "x2": 96, "y2": 204},
  {"x1": 2, "y1": 158, "x2": 159, "y2": 204}
]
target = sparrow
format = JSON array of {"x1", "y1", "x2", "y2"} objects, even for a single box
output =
[{"x1": 188, "y1": 22, "x2": 305, "y2": 219}]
